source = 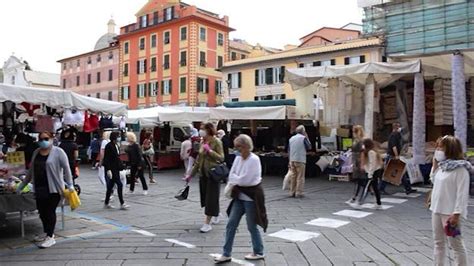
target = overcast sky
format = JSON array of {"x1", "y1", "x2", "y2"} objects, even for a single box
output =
[{"x1": 0, "y1": 0, "x2": 362, "y2": 73}]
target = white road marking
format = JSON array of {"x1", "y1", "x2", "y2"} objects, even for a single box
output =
[
  {"x1": 268, "y1": 228, "x2": 320, "y2": 242},
  {"x1": 306, "y1": 218, "x2": 350, "y2": 228},
  {"x1": 392, "y1": 192, "x2": 422, "y2": 198},
  {"x1": 381, "y1": 198, "x2": 408, "y2": 204},
  {"x1": 165, "y1": 239, "x2": 196, "y2": 249},
  {"x1": 333, "y1": 209, "x2": 373, "y2": 218},
  {"x1": 132, "y1": 229, "x2": 156, "y2": 237},
  {"x1": 360, "y1": 203, "x2": 393, "y2": 210},
  {"x1": 209, "y1": 253, "x2": 255, "y2": 266}
]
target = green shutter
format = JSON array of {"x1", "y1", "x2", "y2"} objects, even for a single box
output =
[
  {"x1": 205, "y1": 78, "x2": 209, "y2": 93},
  {"x1": 280, "y1": 66, "x2": 286, "y2": 83},
  {"x1": 169, "y1": 80, "x2": 172, "y2": 95},
  {"x1": 136, "y1": 85, "x2": 140, "y2": 98},
  {"x1": 161, "y1": 81, "x2": 164, "y2": 95},
  {"x1": 238, "y1": 72, "x2": 242, "y2": 88},
  {"x1": 255, "y1": 69, "x2": 259, "y2": 85},
  {"x1": 120, "y1": 87, "x2": 124, "y2": 100},
  {"x1": 344, "y1": 57, "x2": 350, "y2": 65}
]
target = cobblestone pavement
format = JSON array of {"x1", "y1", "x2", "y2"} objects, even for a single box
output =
[{"x1": 1, "y1": 167, "x2": 473, "y2": 265}]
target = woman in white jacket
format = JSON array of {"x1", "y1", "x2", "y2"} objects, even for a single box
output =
[{"x1": 430, "y1": 135, "x2": 469, "y2": 266}]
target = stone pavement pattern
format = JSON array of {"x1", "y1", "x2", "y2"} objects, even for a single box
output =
[{"x1": 0, "y1": 167, "x2": 473, "y2": 265}]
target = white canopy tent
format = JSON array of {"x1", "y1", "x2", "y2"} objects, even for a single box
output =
[
  {"x1": 0, "y1": 83, "x2": 128, "y2": 116},
  {"x1": 158, "y1": 106, "x2": 210, "y2": 122},
  {"x1": 210, "y1": 106, "x2": 287, "y2": 120}
]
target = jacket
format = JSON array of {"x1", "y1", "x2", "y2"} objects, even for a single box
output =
[
  {"x1": 227, "y1": 183, "x2": 268, "y2": 232},
  {"x1": 19, "y1": 146, "x2": 73, "y2": 195},
  {"x1": 103, "y1": 141, "x2": 123, "y2": 172},
  {"x1": 126, "y1": 143, "x2": 144, "y2": 167},
  {"x1": 191, "y1": 136, "x2": 224, "y2": 177}
]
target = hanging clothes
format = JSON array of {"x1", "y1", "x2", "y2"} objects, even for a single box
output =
[
  {"x1": 63, "y1": 109, "x2": 85, "y2": 126},
  {"x1": 83, "y1": 111, "x2": 99, "y2": 133},
  {"x1": 99, "y1": 115, "x2": 114, "y2": 129}
]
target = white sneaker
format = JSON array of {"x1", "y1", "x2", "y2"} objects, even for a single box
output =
[
  {"x1": 110, "y1": 195, "x2": 115, "y2": 202},
  {"x1": 143, "y1": 190, "x2": 148, "y2": 196},
  {"x1": 349, "y1": 202, "x2": 363, "y2": 209},
  {"x1": 348, "y1": 198, "x2": 356, "y2": 204},
  {"x1": 200, "y1": 223, "x2": 212, "y2": 233},
  {"x1": 39, "y1": 236, "x2": 56, "y2": 248},
  {"x1": 374, "y1": 204, "x2": 383, "y2": 210},
  {"x1": 104, "y1": 204, "x2": 115, "y2": 209},
  {"x1": 211, "y1": 216, "x2": 220, "y2": 225},
  {"x1": 245, "y1": 253, "x2": 265, "y2": 260},
  {"x1": 214, "y1": 255, "x2": 232, "y2": 264},
  {"x1": 120, "y1": 204, "x2": 130, "y2": 210},
  {"x1": 34, "y1": 234, "x2": 50, "y2": 242}
]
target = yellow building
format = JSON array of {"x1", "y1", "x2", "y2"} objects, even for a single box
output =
[{"x1": 221, "y1": 36, "x2": 384, "y2": 103}]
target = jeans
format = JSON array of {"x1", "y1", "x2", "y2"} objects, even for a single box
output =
[
  {"x1": 223, "y1": 199, "x2": 264, "y2": 257},
  {"x1": 432, "y1": 213, "x2": 468, "y2": 266},
  {"x1": 36, "y1": 193, "x2": 60, "y2": 237},
  {"x1": 143, "y1": 155, "x2": 154, "y2": 180},
  {"x1": 105, "y1": 170, "x2": 124, "y2": 205},
  {"x1": 130, "y1": 165, "x2": 148, "y2": 192}
]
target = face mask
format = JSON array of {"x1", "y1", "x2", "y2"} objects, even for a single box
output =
[
  {"x1": 38, "y1": 140, "x2": 51, "y2": 149},
  {"x1": 233, "y1": 150, "x2": 241, "y2": 157},
  {"x1": 397, "y1": 127, "x2": 402, "y2": 133},
  {"x1": 199, "y1": 130, "x2": 207, "y2": 138},
  {"x1": 434, "y1": 150, "x2": 446, "y2": 162}
]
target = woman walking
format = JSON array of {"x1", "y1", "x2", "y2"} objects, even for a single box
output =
[
  {"x1": 17, "y1": 132, "x2": 74, "y2": 248},
  {"x1": 430, "y1": 135, "x2": 469, "y2": 266},
  {"x1": 126, "y1": 132, "x2": 148, "y2": 195},
  {"x1": 186, "y1": 122, "x2": 224, "y2": 233},
  {"x1": 214, "y1": 134, "x2": 267, "y2": 263},
  {"x1": 103, "y1": 132, "x2": 129, "y2": 210},
  {"x1": 348, "y1": 125, "x2": 366, "y2": 203},
  {"x1": 142, "y1": 134, "x2": 156, "y2": 184}
]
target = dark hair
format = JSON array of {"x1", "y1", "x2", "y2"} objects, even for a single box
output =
[
  {"x1": 439, "y1": 135, "x2": 464, "y2": 160},
  {"x1": 109, "y1": 131, "x2": 120, "y2": 142},
  {"x1": 40, "y1": 131, "x2": 53, "y2": 139},
  {"x1": 362, "y1": 138, "x2": 375, "y2": 154},
  {"x1": 203, "y1": 122, "x2": 216, "y2": 136}
]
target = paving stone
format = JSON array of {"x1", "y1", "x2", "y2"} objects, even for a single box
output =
[
  {"x1": 107, "y1": 252, "x2": 168, "y2": 260},
  {"x1": 66, "y1": 260, "x2": 124, "y2": 266},
  {"x1": 122, "y1": 259, "x2": 185, "y2": 266}
]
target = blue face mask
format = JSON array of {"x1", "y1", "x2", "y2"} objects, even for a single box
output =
[
  {"x1": 233, "y1": 150, "x2": 241, "y2": 157},
  {"x1": 38, "y1": 140, "x2": 51, "y2": 149}
]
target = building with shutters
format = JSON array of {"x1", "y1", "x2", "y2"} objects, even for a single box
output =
[
  {"x1": 57, "y1": 19, "x2": 120, "y2": 101},
  {"x1": 118, "y1": 0, "x2": 233, "y2": 108},
  {"x1": 221, "y1": 26, "x2": 384, "y2": 103}
]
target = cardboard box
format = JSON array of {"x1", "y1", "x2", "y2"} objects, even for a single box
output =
[{"x1": 383, "y1": 159, "x2": 406, "y2": 186}]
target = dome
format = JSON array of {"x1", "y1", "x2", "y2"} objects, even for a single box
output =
[{"x1": 94, "y1": 33, "x2": 117, "y2": 51}]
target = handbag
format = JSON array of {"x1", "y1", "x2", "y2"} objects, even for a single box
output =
[
  {"x1": 209, "y1": 162, "x2": 229, "y2": 183},
  {"x1": 224, "y1": 183, "x2": 235, "y2": 199},
  {"x1": 175, "y1": 184, "x2": 190, "y2": 201}
]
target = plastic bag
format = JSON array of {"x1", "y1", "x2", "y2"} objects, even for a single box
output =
[
  {"x1": 63, "y1": 189, "x2": 81, "y2": 211},
  {"x1": 282, "y1": 169, "x2": 292, "y2": 190},
  {"x1": 98, "y1": 166, "x2": 106, "y2": 186}
]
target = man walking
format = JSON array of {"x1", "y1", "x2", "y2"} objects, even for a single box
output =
[{"x1": 288, "y1": 125, "x2": 312, "y2": 198}]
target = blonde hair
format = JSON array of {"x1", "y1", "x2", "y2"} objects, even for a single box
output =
[
  {"x1": 126, "y1": 132, "x2": 137, "y2": 143},
  {"x1": 353, "y1": 125, "x2": 364, "y2": 141},
  {"x1": 102, "y1": 131, "x2": 111, "y2": 141},
  {"x1": 234, "y1": 134, "x2": 254, "y2": 151}
]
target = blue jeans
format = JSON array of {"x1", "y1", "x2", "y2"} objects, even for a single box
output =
[{"x1": 223, "y1": 199, "x2": 264, "y2": 257}]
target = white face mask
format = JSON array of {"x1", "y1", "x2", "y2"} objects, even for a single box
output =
[
  {"x1": 397, "y1": 127, "x2": 402, "y2": 133},
  {"x1": 434, "y1": 150, "x2": 446, "y2": 162},
  {"x1": 199, "y1": 129, "x2": 207, "y2": 138}
]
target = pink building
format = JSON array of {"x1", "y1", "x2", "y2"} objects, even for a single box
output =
[{"x1": 58, "y1": 20, "x2": 120, "y2": 101}]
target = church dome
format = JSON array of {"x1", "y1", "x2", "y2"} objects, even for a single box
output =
[{"x1": 94, "y1": 33, "x2": 117, "y2": 51}]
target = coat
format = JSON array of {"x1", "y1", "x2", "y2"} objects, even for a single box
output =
[{"x1": 191, "y1": 136, "x2": 224, "y2": 177}]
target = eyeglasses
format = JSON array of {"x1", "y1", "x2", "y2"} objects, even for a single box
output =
[{"x1": 39, "y1": 138, "x2": 50, "y2": 142}]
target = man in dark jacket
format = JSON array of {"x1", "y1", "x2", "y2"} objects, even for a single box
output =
[{"x1": 103, "y1": 132, "x2": 129, "y2": 210}]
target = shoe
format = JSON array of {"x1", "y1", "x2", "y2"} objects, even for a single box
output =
[
  {"x1": 104, "y1": 204, "x2": 115, "y2": 209},
  {"x1": 200, "y1": 223, "x2": 212, "y2": 233},
  {"x1": 143, "y1": 190, "x2": 148, "y2": 196},
  {"x1": 245, "y1": 253, "x2": 265, "y2": 260},
  {"x1": 406, "y1": 189, "x2": 418, "y2": 195},
  {"x1": 348, "y1": 198, "x2": 356, "y2": 204},
  {"x1": 295, "y1": 194, "x2": 305, "y2": 198},
  {"x1": 150, "y1": 179, "x2": 156, "y2": 184},
  {"x1": 374, "y1": 204, "x2": 383, "y2": 210},
  {"x1": 34, "y1": 234, "x2": 51, "y2": 242},
  {"x1": 38, "y1": 236, "x2": 56, "y2": 248},
  {"x1": 214, "y1": 255, "x2": 232, "y2": 264},
  {"x1": 120, "y1": 204, "x2": 130, "y2": 210},
  {"x1": 110, "y1": 195, "x2": 115, "y2": 202},
  {"x1": 211, "y1": 216, "x2": 220, "y2": 225}
]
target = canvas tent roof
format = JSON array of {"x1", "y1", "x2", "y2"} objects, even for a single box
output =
[
  {"x1": 127, "y1": 106, "x2": 210, "y2": 123},
  {"x1": 0, "y1": 83, "x2": 127, "y2": 116},
  {"x1": 210, "y1": 106, "x2": 287, "y2": 120}
]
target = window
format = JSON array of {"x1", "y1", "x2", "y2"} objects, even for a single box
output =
[
  {"x1": 63, "y1": 63, "x2": 67, "y2": 70},
  {"x1": 87, "y1": 57, "x2": 92, "y2": 64},
  {"x1": 164, "y1": 31, "x2": 170, "y2": 45},
  {"x1": 298, "y1": 63, "x2": 305, "y2": 68},
  {"x1": 121, "y1": 86, "x2": 130, "y2": 100},
  {"x1": 96, "y1": 72, "x2": 101, "y2": 83},
  {"x1": 139, "y1": 37, "x2": 145, "y2": 50},
  {"x1": 62, "y1": 79, "x2": 66, "y2": 89},
  {"x1": 124, "y1": 63, "x2": 129, "y2": 77},
  {"x1": 137, "y1": 59, "x2": 147, "y2": 74},
  {"x1": 165, "y1": 7, "x2": 174, "y2": 21},
  {"x1": 11, "y1": 76, "x2": 15, "y2": 85},
  {"x1": 87, "y1": 74, "x2": 91, "y2": 85},
  {"x1": 180, "y1": 51, "x2": 187, "y2": 67},
  {"x1": 241, "y1": 54, "x2": 247, "y2": 59},
  {"x1": 228, "y1": 72, "x2": 241, "y2": 89},
  {"x1": 138, "y1": 83, "x2": 146, "y2": 98},
  {"x1": 76, "y1": 76, "x2": 80, "y2": 86},
  {"x1": 199, "y1": 51, "x2": 206, "y2": 67},
  {"x1": 217, "y1": 56, "x2": 223, "y2": 68},
  {"x1": 149, "y1": 81, "x2": 158, "y2": 97},
  {"x1": 163, "y1": 54, "x2": 170, "y2": 69},
  {"x1": 313, "y1": 61, "x2": 321, "y2": 67},
  {"x1": 153, "y1": 11, "x2": 159, "y2": 25},
  {"x1": 96, "y1": 92, "x2": 101, "y2": 99},
  {"x1": 231, "y1": 52, "x2": 237, "y2": 60},
  {"x1": 255, "y1": 66, "x2": 285, "y2": 86},
  {"x1": 140, "y1": 15, "x2": 148, "y2": 28},
  {"x1": 108, "y1": 91, "x2": 113, "y2": 101},
  {"x1": 97, "y1": 54, "x2": 101, "y2": 62},
  {"x1": 108, "y1": 69, "x2": 113, "y2": 81},
  {"x1": 197, "y1": 77, "x2": 209, "y2": 93},
  {"x1": 274, "y1": 94, "x2": 286, "y2": 100},
  {"x1": 345, "y1": 55, "x2": 366, "y2": 65},
  {"x1": 151, "y1": 57, "x2": 157, "y2": 71},
  {"x1": 173, "y1": 128, "x2": 185, "y2": 142},
  {"x1": 76, "y1": 60, "x2": 80, "y2": 67},
  {"x1": 231, "y1": 98, "x2": 239, "y2": 102},
  {"x1": 151, "y1": 34, "x2": 157, "y2": 48},
  {"x1": 108, "y1": 51, "x2": 113, "y2": 60},
  {"x1": 124, "y1": 42, "x2": 129, "y2": 54},
  {"x1": 180, "y1": 27, "x2": 187, "y2": 41},
  {"x1": 215, "y1": 80, "x2": 222, "y2": 95},
  {"x1": 180, "y1": 77, "x2": 187, "y2": 93},
  {"x1": 162, "y1": 79, "x2": 172, "y2": 95},
  {"x1": 200, "y1": 27, "x2": 206, "y2": 41},
  {"x1": 217, "y1": 33, "x2": 224, "y2": 46}
]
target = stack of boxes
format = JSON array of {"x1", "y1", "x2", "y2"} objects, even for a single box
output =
[{"x1": 434, "y1": 78, "x2": 453, "y2": 126}]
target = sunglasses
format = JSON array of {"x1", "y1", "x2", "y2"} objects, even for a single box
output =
[{"x1": 39, "y1": 138, "x2": 50, "y2": 142}]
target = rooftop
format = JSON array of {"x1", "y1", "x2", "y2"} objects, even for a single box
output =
[{"x1": 24, "y1": 70, "x2": 60, "y2": 86}]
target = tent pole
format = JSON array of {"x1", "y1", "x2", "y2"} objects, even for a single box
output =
[
  {"x1": 413, "y1": 73, "x2": 426, "y2": 164},
  {"x1": 452, "y1": 51, "x2": 467, "y2": 152},
  {"x1": 364, "y1": 74, "x2": 375, "y2": 138}
]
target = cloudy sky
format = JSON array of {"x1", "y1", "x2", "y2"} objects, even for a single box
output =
[{"x1": 0, "y1": 0, "x2": 362, "y2": 73}]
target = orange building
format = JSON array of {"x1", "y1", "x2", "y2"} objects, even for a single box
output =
[{"x1": 118, "y1": 0, "x2": 233, "y2": 108}]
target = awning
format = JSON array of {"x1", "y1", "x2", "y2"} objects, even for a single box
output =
[
  {"x1": 210, "y1": 106, "x2": 287, "y2": 120},
  {"x1": 158, "y1": 106, "x2": 210, "y2": 122},
  {"x1": 0, "y1": 83, "x2": 128, "y2": 116},
  {"x1": 223, "y1": 99, "x2": 296, "y2": 108}
]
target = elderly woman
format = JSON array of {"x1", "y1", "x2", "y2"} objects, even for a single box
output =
[
  {"x1": 214, "y1": 134, "x2": 267, "y2": 263},
  {"x1": 17, "y1": 131, "x2": 74, "y2": 248},
  {"x1": 187, "y1": 122, "x2": 224, "y2": 233},
  {"x1": 430, "y1": 135, "x2": 469, "y2": 266},
  {"x1": 126, "y1": 132, "x2": 148, "y2": 195}
]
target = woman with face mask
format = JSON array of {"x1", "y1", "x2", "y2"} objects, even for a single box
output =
[
  {"x1": 17, "y1": 132, "x2": 74, "y2": 248},
  {"x1": 186, "y1": 122, "x2": 225, "y2": 233},
  {"x1": 103, "y1": 132, "x2": 129, "y2": 210},
  {"x1": 126, "y1": 132, "x2": 148, "y2": 195},
  {"x1": 430, "y1": 135, "x2": 470, "y2": 266}
]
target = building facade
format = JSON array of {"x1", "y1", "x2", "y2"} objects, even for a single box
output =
[
  {"x1": 118, "y1": 0, "x2": 233, "y2": 108},
  {"x1": 58, "y1": 20, "x2": 120, "y2": 101},
  {"x1": 229, "y1": 39, "x2": 280, "y2": 61},
  {"x1": 2, "y1": 55, "x2": 60, "y2": 89}
]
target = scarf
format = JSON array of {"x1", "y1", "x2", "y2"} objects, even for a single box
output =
[{"x1": 438, "y1": 159, "x2": 472, "y2": 172}]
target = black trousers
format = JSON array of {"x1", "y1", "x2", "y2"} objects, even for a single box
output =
[
  {"x1": 359, "y1": 169, "x2": 382, "y2": 205},
  {"x1": 36, "y1": 193, "x2": 61, "y2": 237},
  {"x1": 199, "y1": 173, "x2": 220, "y2": 217},
  {"x1": 143, "y1": 155, "x2": 154, "y2": 180},
  {"x1": 130, "y1": 165, "x2": 148, "y2": 192},
  {"x1": 105, "y1": 170, "x2": 124, "y2": 205}
]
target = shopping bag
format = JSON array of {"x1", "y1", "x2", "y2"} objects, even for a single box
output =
[
  {"x1": 119, "y1": 170, "x2": 128, "y2": 186},
  {"x1": 63, "y1": 189, "x2": 81, "y2": 211},
  {"x1": 282, "y1": 169, "x2": 292, "y2": 190},
  {"x1": 175, "y1": 184, "x2": 190, "y2": 201},
  {"x1": 98, "y1": 166, "x2": 106, "y2": 186},
  {"x1": 383, "y1": 159, "x2": 406, "y2": 186},
  {"x1": 224, "y1": 183, "x2": 235, "y2": 199},
  {"x1": 404, "y1": 159, "x2": 424, "y2": 184}
]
